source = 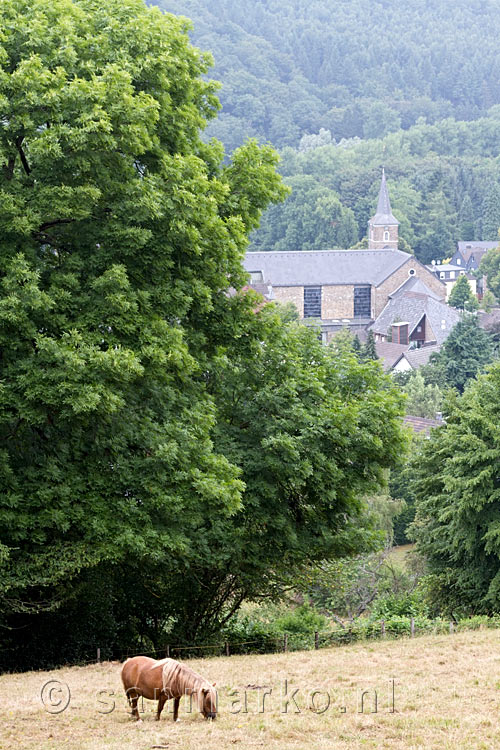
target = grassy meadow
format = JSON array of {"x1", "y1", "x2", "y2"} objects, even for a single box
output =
[{"x1": 1, "y1": 628, "x2": 500, "y2": 749}]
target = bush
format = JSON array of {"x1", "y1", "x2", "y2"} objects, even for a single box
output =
[
  {"x1": 274, "y1": 604, "x2": 327, "y2": 635},
  {"x1": 370, "y1": 590, "x2": 428, "y2": 619}
]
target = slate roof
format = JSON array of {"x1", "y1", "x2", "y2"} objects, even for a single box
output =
[
  {"x1": 456, "y1": 242, "x2": 496, "y2": 269},
  {"x1": 457, "y1": 241, "x2": 497, "y2": 254},
  {"x1": 478, "y1": 308, "x2": 500, "y2": 331},
  {"x1": 389, "y1": 275, "x2": 443, "y2": 301},
  {"x1": 403, "y1": 415, "x2": 444, "y2": 436},
  {"x1": 430, "y1": 263, "x2": 464, "y2": 272},
  {"x1": 375, "y1": 341, "x2": 409, "y2": 371},
  {"x1": 244, "y1": 249, "x2": 411, "y2": 287},
  {"x1": 370, "y1": 169, "x2": 399, "y2": 226},
  {"x1": 402, "y1": 344, "x2": 440, "y2": 369},
  {"x1": 371, "y1": 287, "x2": 460, "y2": 345}
]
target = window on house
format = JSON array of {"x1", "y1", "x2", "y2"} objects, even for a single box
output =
[
  {"x1": 450, "y1": 271, "x2": 456, "y2": 279},
  {"x1": 440, "y1": 272, "x2": 445, "y2": 279},
  {"x1": 384, "y1": 231, "x2": 389, "y2": 241},
  {"x1": 409, "y1": 268, "x2": 415, "y2": 276},
  {"x1": 249, "y1": 270, "x2": 263, "y2": 282},
  {"x1": 303, "y1": 286, "x2": 322, "y2": 318},
  {"x1": 456, "y1": 258, "x2": 461, "y2": 265},
  {"x1": 353, "y1": 286, "x2": 371, "y2": 318}
]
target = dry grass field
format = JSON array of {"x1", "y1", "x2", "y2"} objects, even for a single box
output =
[
  {"x1": 387, "y1": 543, "x2": 415, "y2": 569},
  {"x1": 1, "y1": 629, "x2": 500, "y2": 750}
]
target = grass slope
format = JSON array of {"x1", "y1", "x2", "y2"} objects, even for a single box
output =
[{"x1": 2, "y1": 629, "x2": 500, "y2": 749}]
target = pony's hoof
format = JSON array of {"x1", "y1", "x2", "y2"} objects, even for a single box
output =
[{"x1": 175, "y1": 718, "x2": 181, "y2": 722}]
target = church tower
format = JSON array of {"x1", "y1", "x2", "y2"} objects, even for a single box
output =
[{"x1": 368, "y1": 169, "x2": 399, "y2": 250}]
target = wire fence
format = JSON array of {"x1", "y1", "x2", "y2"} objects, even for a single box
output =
[{"x1": 2, "y1": 614, "x2": 499, "y2": 672}]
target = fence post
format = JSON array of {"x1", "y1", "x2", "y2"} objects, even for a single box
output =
[
  {"x1": 314, "y1": 631, "x2": 319, "y2": 650},
  {"x1": 225, "y1": 642, "x2": 230, "y2": 657},
  {"x1": 166, "y1": 644, "x2": 170, "y2": 658},
  {"x1": 97, "y1": 648, "x2": 101, "y2": 664},
  {"x1": 283, "y1": 634, "x2": 288, "y2": 653},
  {"x1": 410, "y1": 618, "x2": 415, "y2": 638},
  {"x1": 449, "y1": 621, "x2": 454, "y2": 634},
  {"x1": 381, "y1": 620, "x2": 386, "y2": 638}
]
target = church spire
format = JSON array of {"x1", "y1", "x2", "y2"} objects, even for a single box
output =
[{"x1": 368, "y1": 169, "x2": 399, "y2": 249}]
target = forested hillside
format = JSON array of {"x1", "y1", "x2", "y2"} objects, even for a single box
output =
[
  {"x1": 156, "y1": 0, "x2": 500, "y2": 152},
  {"x1": 250, "y1": 116, "x2": 500, "y2": 262}
]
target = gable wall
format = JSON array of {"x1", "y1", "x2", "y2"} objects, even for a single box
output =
[{"x1": 373, "y1": 258, "x2": 446, "y2": 318}]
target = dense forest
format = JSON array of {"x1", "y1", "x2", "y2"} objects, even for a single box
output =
[
  {"x1": 155, "y1": 0, "x2": 500, "y2": 260},
  {"x1": 250, "y1": 117, "x2": 500, "y2": 262},
  {"x1": 156, "y1": 0, "x2": 500, "y2": 151}
]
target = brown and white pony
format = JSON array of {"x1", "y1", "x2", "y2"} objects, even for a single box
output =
[{"x1": 121, "y1": 655, "x2": 217, "y2": 722}]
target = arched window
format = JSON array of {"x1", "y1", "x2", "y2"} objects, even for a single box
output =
[{"x1": 384, "y1": 231, "x2": 390, "y2": 241}]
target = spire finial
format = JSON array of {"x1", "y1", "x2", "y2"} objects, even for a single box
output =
[{"x1": 369, "y1": 169, "x2": 399, "y2": 227}]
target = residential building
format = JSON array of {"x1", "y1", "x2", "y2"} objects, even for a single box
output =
[
  {"x1": 426, "y1": 262, "x2": 477, "y2": 300},
  {"x1": 370, "y1": 275, "x2": 460, "y2": 347},
  {"x1": 452, "y1": 241, "x2": 497, "y2": 272}
]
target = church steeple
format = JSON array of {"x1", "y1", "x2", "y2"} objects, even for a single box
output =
[{"x1": 368, "y1": 169, "x2": 399, "y2": 250}]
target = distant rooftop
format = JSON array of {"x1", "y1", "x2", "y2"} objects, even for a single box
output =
[
  {"x1": 403, "y1": 415, "x2": 444, "y2": 436},
  {"x1": 457, "y1": 241, "x2": 497, "y2": 251},
  {"x1": 244, "y1": 249, "x2": 412, "y2": 287}
]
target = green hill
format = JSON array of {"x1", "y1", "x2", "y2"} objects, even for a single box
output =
[{"x1": 155, "y1": 0, "x2": 500, "y2": 152}]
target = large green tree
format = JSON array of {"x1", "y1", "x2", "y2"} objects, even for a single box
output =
[
  {"x1": 425, "y1": 314, "x2": 495, "y2": 392},
  {"x1": 411, "y1": 363, "x2": 500, "y2": 615},
  {"x1": 479, "y1": 245, "x2": 500, "y2": 300},
  {"x1": 0, "y1": 0, "x2": 408, "y2": 668},
  {"x1": 481, "y1": 184, "x2": 500, "y2": 240},
  {"x1": 0, "y1": 0, "x2": 286, "y2": 622},
  {"x1": 160, "y1": 309, "x2": 405, "y2": 642}
]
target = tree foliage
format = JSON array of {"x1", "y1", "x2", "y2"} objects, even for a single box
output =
[
  {"x1": 0, "y1": 0, "x2": 286, "y2": 623},
  {"x1": 250, "y1": 121, "x2": 500, "y2": 262},
  {"x1": 361, "y1": 330, "x2": 378, "y2": 361},
  {"x1": 401, "y1": 371, "x2": 443, "y2": 418},
  {"x1": 0, "y1": 0, "x2": 407, "y2": 667},
  {"x1": 155, "y1": 0, "x2": 500, "y2": 152},
  {"x1": 424, "y1": 314, "x2": 495, "y2": 392},
  {"x1": 161, "y1": 309, "x2": 406, "y2": 642},
  {"x1": 448, "y1": 274, "x2": 479, "y2": 311},
  {"x1": 411, "y1": 363, "x2": 500, "y2": 615},
  {"x1": 479, "y1": 246, "x2": 500, "y2": 300}
]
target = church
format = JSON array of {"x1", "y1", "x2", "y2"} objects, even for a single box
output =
[{"x1": 243, "y1": 171, "x2": 449, "y2": 346}]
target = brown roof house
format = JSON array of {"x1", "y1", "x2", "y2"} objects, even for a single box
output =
[{"x1": 244, "y1": 171, "x2": 446, "y2": 343}]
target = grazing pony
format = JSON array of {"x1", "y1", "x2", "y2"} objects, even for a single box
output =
[{"x1": 121, "y1": 655, "x2": 217, "y2": 722}]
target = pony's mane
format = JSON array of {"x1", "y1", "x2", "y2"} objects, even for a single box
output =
[{"x1": 155, "y1": 658, "x2": 216, "y2": 709}]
